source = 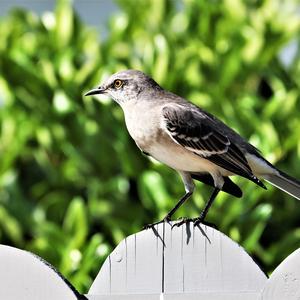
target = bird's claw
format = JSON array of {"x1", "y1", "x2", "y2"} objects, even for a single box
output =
[
  {"x1": 171, "y1": 217, "x2": 193, "y2": 228},
  {"x1": 143, "y1": 217, "x2": 218, "y2": 230},
  {"x1": 172, "y1": 218, "x2": 198, "y2": 228},
  {"x1": 193, "y1": 218, "x2": 218, "y2": 229},
  {"x1": 171, "y1": 217, "x2": 218, "y2": 229},
  {"x1": 143, "y1": 217, "x2": 171, "y2": 230},
  {"x1": 193, "y1": 217, "x2": 202, "y2": 227}
]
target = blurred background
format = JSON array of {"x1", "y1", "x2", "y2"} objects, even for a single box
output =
[{"x1": 0, "y1": 0, "x2": 300, "y2": 293}]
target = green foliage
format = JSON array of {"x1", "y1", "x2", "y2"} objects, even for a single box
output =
[{"x1": 0, "y1": 0, "x2": 300, "y2": 292}]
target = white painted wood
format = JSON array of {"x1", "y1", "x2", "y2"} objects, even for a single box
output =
[
  {"x1": 89, "y1": 224, "x2": 164, "y2": 295},
  {"x1": 86, "y1": 294, "x2": 159, "y2": 300},
  {"x1": 163, "y1": 223, "x2": 267, "y2": 293},
  {"x1": 88, "y1": 223, "x2": 267, "y2": 297},
  {"x1": 86, "y1": 292, "x2": 261, "y2": 299},
  {"x1": 3, "y1": 223, "x2": 300, "y2": 299},
  {"x1": 262, "y1": 248, "x2": 300, "y2": 300},
  {"x1": 0, "y1": 245, "x2": 81, "y2": 300}
]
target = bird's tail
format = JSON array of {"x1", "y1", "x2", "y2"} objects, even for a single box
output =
[{"x1": 263, "y1": 170, "x2": 300, "y2": 200}]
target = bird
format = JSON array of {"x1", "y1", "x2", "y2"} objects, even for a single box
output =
[{"x1": 85, "y1": 69, "x2": 300, "y2": 227}]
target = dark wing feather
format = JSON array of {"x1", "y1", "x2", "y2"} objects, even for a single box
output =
[{"x1": 162, "y1": 104, "x2": 266, "y2": 188}]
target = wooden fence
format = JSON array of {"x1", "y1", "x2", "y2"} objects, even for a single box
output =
[{"x1": 1, "y1": 222, "x2": 300, "y2": 299}]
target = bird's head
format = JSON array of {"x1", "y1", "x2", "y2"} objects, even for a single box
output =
[{"x1": 84, "y1": 70, "x2": 161, "y2": 105}]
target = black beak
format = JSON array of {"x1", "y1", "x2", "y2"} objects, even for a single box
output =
[{"x1": 84, "y1": 87, "x2": 105, "y2": 96}]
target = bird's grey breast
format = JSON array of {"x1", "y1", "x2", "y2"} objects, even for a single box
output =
[{"x1": 122, "y1": 100, "x2": 161, "y2": 152}]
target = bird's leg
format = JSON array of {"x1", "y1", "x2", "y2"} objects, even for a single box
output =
[
  {"x1": 193, "y1": 174, "x2": 223, "y2": 227},
  {"x1": 194, "y1": 187, "x2": 220, "y2": 227},
  {"x1": 165, "y1": 191, "x2": 193, "y2": 220},
  {"x1": 143, "y1": 191, "x2": 193, "y2": 229},
  {"x1": 144, "y1": 172, "x2": 194, "y2": 229}
]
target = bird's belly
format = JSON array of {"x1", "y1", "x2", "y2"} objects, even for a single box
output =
[{"x1": 147, "y1": 140, "x2": 218, "y2": 173}]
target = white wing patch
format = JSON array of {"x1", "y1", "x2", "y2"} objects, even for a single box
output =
[{"x1": 245, "y1": 153, "x2": 278, "y2": 176}]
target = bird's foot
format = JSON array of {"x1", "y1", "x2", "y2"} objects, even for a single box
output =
[
  {"x1": 171, "y1": 217, "x2": 194, "y2": 228},
  {"x1": 172, "y1": 217, "x2": 218, "y2": 229},
  {"x1": 143, "y1": 216, "x2": 172, "y2": 230},
  {"x1": 193, "y1": 217, "x2": 204, "y2": 227},
  {"x1": 193, "y1": 217, "x2": 218, "y2": 229}
]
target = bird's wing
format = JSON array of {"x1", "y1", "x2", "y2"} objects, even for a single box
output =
[{"x1": 162, "y1": 104, "x2": 265, "y2": 187}]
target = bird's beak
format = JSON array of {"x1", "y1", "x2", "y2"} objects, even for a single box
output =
[{"x1": 84, "y1": 87, "x2": 106, "y2": 96}]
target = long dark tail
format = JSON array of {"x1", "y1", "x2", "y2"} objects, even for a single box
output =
[{"x1": 263, "y1": 170, "x2": 300, "y2": 200}]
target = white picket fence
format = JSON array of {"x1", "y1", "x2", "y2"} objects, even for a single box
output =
[{"x1": 1, "y1": 222, "x2": 300, "y2": 300}]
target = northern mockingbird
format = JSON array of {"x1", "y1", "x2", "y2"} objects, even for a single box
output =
[{"x1": 85, "y1": 70, "x2": 300, "y2": 227}]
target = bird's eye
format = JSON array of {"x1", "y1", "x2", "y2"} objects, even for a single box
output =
[{"x1": 114, "y1": 79, "x2": 123, "y2": 89}]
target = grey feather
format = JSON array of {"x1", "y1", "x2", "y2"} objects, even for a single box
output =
[
  {"x1": 263, "y1": 171, "x2": 300, "y2": 200},
  {"x1": 162, "y1": 104, "x2": 266, "y2": 188}
]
